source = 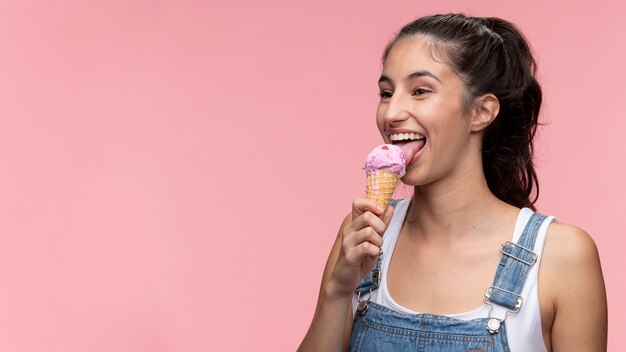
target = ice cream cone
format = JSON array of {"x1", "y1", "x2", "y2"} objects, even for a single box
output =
[{"x1": 366, "y1": 169, "x2": 400, "y2": 210}]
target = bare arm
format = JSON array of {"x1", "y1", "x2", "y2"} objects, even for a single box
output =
[
  {"x1": 298, "y1": 213, "x2": 353, "y2": 352},
  {"x1": 543, "y1": 223, "x2": 607, "y2": 351},
  {"x1": 298, "y1": 200, "x2": 394, "y2": 352}
]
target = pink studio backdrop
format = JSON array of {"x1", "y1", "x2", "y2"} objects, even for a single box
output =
[{"x1": 0, "y1": 0, "x2": 624, "y2": 351}]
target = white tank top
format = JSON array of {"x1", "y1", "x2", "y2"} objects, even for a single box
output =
[{"x1": 352, "y1": 198, "x2": 555, "y2": 352}]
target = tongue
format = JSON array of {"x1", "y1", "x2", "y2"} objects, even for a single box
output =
[{"x1": 398, "y1": 139, "x2": 425, "y2": 164}]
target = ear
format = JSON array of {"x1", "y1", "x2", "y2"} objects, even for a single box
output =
[{"x1": 470, "y1": 94, "x2": 500, "y2": 132}]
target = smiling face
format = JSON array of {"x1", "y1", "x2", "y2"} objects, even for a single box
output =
[{"x1": 377, "y1": 35, "x2": 482, "y2": 187}]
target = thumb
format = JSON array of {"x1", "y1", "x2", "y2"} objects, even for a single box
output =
[{"x1": 381, "y1": 204, "x2": 395, "y2": 227}]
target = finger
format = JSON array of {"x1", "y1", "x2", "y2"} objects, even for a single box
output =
[
  {"x1": 381, "y1": 205, "x2": 395, "y2": 228},
  {"x1": 349, "y1": 210, "x2": 388, "y2": 236},
  {"x1": 352, "y1": 198, "x2": 385, "y2": 219},
  {"x1": 367, "y1": 204, "x2": 395, "y2": 235},
  {"x1": 346, "y1": 241, "x2": 380, "y2": 263},
  {"x1": 344, "y1": 226, "x2": 383, "y2": 249}
]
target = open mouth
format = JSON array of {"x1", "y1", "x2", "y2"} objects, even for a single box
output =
[{"x1": 389, "y1": 133, "x2": 426, "y2": 166}]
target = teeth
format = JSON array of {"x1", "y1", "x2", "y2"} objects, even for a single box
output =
[{"x1": 389, "y1": 133, "x2": 424, "y2": 142}]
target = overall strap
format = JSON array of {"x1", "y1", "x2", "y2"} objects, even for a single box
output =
[
  {"x1": 486, "y1": 212, "x2": 547, "y2": 311},
  {"x1": 354, "y1": 256, "x2": 383, "y2": 294},
  {"x1": 353, "y1": 227, "x2": 384, "y2": 316}
]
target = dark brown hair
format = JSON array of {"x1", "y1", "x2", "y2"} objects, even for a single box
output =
[{"x1": 384, "y1": 14, "x2": 541, "y2": 209}]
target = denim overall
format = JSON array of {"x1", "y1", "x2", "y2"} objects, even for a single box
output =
[{"x1": 349, "y1": 201, "x2": 546, "y2": 352}]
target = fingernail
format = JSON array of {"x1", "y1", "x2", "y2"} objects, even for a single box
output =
[{"x1": 376, "y1": 205, "x2": 383, "y2": 212}]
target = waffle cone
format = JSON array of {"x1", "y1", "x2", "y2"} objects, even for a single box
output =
[{"x1": 365, "y1": 169, "x2": 400, "y2": 210}]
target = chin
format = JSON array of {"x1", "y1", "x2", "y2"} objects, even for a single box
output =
[{"x1": 400, "y1": 171, "x2": 438, "y2": 189}]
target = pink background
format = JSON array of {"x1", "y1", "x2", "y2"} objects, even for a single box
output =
[{"x1": 0, "y1": 0, "x2": 624, "y2": 351}]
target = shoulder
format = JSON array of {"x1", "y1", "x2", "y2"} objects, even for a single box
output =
[
  {"x1": 538, "y1": 221, "x2": 607, "y2": 348},
  {"x1": 540, "y1": 220, "x2": 604, "y2": 302},
  {"x1": 543, "y1": 221, "x2": 600, "y2": 267}
]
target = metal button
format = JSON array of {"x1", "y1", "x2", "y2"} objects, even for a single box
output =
[
  {"x1": 487, "y1": 318, "x2": 501, "y2": 334},
  {"x1": 357, "y1": 301, "x2": 368, "y2": 315}
]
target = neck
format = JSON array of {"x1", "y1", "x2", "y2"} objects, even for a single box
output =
[{"x1": 406, "y1": 165, "x2": 511, "y2": 242}]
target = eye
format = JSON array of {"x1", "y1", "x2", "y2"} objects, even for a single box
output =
[
  {"x1": 378, "y1": 90, "x2": 393, "y2": 99},
  {"x1": 412, "y1": 87, "x2": 430, "y2": 96}
]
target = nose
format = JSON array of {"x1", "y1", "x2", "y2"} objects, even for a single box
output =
[{"x1": 382, "y1": 93, "x2": 411, "y2": 126}]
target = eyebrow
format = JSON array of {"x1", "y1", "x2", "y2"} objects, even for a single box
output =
[{"x1": 378, "y1": 70, "x2": 442, "y2": 85}]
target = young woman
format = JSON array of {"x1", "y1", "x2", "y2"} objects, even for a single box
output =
[{"x1": 299, "y1": 14, "x2": 607, "y2": 352}]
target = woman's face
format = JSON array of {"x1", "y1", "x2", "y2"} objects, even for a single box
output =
[{"x1": 376, "y1": 36, "x2": 477, "y2": 186}]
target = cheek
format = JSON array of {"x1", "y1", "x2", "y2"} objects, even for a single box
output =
[{"x1": 376, "y1": 118, "x2": 385, "y2": 132}]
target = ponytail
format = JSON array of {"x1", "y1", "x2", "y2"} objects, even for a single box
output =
[{"x1": 480, "y1": 17, "x2": 541, "y2": 209}]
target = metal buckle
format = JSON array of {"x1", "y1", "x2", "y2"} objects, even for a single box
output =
[
  {"x1": 500, "y1": 241, "x2": 537, "y2": 266},
  {"x1": 370, "y1": 248, "x2": 383, "y2": 290},
  {"x1": 483, "y1": 286, "x2": 524, "y2": 334},
  {"x1": 484, "y1": 286, "x2": 523, "y2": 313},
  {"x1": 371, "y1": 268, "x2": 381, "y2": 289}
]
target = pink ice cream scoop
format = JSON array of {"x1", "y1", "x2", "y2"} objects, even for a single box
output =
[
  {"x1": 364, "y1": 144, "x2": 406, "y2": 177},
  {"x1": 364, "y1": 144, "x2": 406, "y2": 209}
]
